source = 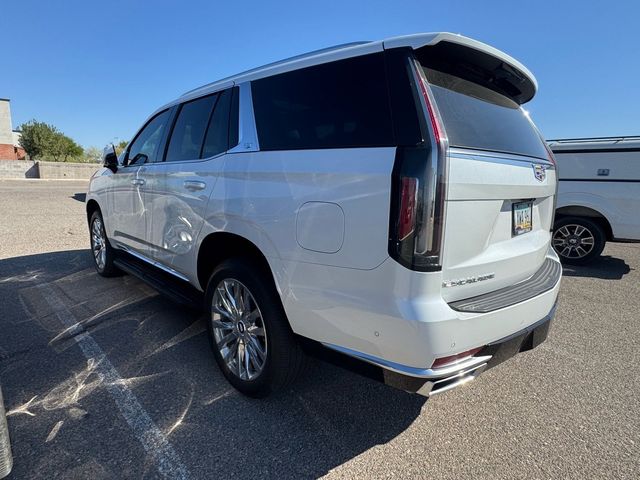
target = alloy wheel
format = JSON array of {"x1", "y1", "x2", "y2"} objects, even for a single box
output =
[
  {"x1": 211, "y1": 279, "x2": 268, "y2": 381},
  {"x1": 552, "y1": 224, "x2": 595, "y2": 259},
  {"x1": 91, "y1": 218, "x2": 107, "y2": 270}
]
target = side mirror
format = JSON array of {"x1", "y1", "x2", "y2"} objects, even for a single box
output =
[{"x1": 102, "y1": 144, "x2": 118, "y2": 173}]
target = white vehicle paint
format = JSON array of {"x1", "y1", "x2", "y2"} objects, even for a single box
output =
[
  {"x1": 87, "y1": 33, "x2": 561, "y2": 398},
  {"x1": 549, "y1": 137, "x2": 640, "y2": 264}
]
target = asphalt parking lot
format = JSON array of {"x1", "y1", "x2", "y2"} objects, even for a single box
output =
[{"x1": 0, "y1": 179, "x2": 638, "y2": 479}]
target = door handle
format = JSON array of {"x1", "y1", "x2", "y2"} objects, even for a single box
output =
[
  {"x1": 183, "y1": 180, "x2": 206, "y2": 191},
  {"x1": 131, "y1": 178, "x2": 146, "y2": 186}
]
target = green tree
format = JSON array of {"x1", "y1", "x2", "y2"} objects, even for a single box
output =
[
  {"x1": 18, "y1": 120, "x2": 84, "y2": 162},
  {"x1": 59, "y1": 135, "x2": 84, "y2": 161},
  {"x1": 18, "y1": 120, "x2": 57, "y2": 159}
]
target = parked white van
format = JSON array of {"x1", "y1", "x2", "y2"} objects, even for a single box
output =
[
  {"x1": 87, "y1": 33, "x2": 561, "y2": 398},
  {"x1": 549, "y1": 136, "x2": 640, "y2": 264}
]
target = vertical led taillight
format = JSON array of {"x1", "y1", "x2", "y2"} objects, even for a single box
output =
[
  {"x1": 389, "y1": 56, "x2": 449, "y2": 271},
  {"x1": 414, "y1": 62, "x2": 448, "y2": 260}
]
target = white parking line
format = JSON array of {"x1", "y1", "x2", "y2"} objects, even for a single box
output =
[{"x1": 37, "y1": 283, "x2": 191, "y2": 480}]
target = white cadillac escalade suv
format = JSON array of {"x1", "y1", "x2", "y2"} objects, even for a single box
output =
[{"x1": 87, "y1": 33, "x2": 561, "y2": 398}]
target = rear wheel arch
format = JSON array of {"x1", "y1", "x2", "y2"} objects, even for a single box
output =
[
  {"x1": 197, "y1": 232, "x2": 280, "y2": 295},
  {"x1": 555, "y1": 205, "x2": 613, "y2": 240}
]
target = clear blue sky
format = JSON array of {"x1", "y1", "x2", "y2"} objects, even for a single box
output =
[{"x1": 2, "y1": 0, "x2": 639, "y2": 148}]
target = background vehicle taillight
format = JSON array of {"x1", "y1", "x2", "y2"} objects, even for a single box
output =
[{"x1": 388, "y1": 55, "x2": 448, "y2": 272}]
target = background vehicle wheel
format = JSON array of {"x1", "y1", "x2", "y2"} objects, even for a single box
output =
[
  {"x1": 205, "y1": 257, "x2": 307, "y2": 398},
  {"x1": 552, "y1": 216, "x2": 606, "y2": 265},
  {"x1": 89, "y1": 210, "x2": 120, "y2": 277}
]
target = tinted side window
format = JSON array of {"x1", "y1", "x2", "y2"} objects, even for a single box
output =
[
  {"x1": 166, "y1": 95, "x2": 218, "y2": 162},
  {"x1": 127, "y1": 109, "x2": 171, "y2": 165},
  {"x1": 202, "y1": 88, "x2": 232, "y2": 158},
  {"x1": 251, "y1": 53, "x2": 393, "y2": 150}
]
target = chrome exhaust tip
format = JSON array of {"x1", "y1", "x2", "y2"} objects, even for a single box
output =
[{"x1": 417, "y1": 362, "x2": 488, "y2": 397}]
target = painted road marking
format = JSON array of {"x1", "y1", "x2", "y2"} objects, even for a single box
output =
[{"x1": 38, "y1": 283, "x2": 190, "y2": 480}]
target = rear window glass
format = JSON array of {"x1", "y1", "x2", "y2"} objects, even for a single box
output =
[
  {"x1": 251, "y1": 53, "x2": 394, "y2": 150},
  {"x1": 423, "y1": 67, "x2": 548, "y2": 160}
]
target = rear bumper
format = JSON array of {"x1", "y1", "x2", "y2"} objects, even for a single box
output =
[
  {"x1": 311, "y1": 252, "x2": 560, "y2": 370},
  {"x1": 449, "y1": 258, "x2": 561, "y2": 313},
  {"x1": 381, "y1": 302, "x2": 555, "y2": 397}
]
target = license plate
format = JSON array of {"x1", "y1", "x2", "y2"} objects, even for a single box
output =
[{"x1": 512, "y1": 201, "x2": 533, "y2": 236}]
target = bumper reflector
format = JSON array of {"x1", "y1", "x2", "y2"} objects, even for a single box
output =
[{"x1": 431, "y1": 347, "x2": 483, "y2": 369}]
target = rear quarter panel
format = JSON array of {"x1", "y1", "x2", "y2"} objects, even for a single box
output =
[{"x1": 194, "y1": 147, "x2": 396, "y2": 292}]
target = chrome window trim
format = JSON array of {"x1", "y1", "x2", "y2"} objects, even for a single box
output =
[
  {"x1": 449, "y1": 147, "x2": 555, "y2": 168},
  {"x1": 145, "y1": 150, "x2": 226, "y2": 167}
]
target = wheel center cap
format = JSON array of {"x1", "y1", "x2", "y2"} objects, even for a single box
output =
[
  {"x1": 569, "y1": 237, "x2": 579, "y2": 245},
  {"x1": 236, "y1": 321, "x2": 246, "y2": 335}
]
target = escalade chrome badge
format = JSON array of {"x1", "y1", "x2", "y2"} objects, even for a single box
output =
[
  {"x1": 442, "y1": 273, "x2": 495, "y2": 288},
  {"x1": 533, "y1": 164, "x2": 546, "y2": 182}
]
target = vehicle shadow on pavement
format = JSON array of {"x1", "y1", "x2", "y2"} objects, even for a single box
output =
[
  {"x1": 561, "y1": 255, "x2": 631, "y2": 280},
  {"x1": 0, "y1": 249, "x2": 426, "y2": 479},
  {"x1": 71, "y1": 193, "x2": 86, "y2": 202}
]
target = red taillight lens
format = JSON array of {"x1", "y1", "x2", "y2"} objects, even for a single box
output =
[
  {"x1": 398, "y1": 177, "x2": 418, "y2": 240},
  {"x1": 416, "y1": 68, "x2": 444, "y2": 145},
  {"x1": 431, "y1": 347, "x2": 483, "y2": 369}
]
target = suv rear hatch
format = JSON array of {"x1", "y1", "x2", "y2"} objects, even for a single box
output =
[{"x1": 387, "y1": 38, "x2": 557, "y2": 303}]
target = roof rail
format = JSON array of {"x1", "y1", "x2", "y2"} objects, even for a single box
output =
[
  {"x1": 181, "y1": 41, "x2": 371, "y2": 97},
  {"x1": 547, "y1": 135, "x2": 640, "y2": 144}
]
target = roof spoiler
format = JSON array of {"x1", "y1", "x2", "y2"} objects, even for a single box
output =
[{"x1": 384, "y1": 33, "x2": 537, "y2": 104}]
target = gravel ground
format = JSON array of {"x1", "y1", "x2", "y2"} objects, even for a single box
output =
[{"x1": 0, "y1": 179, "x2": 638, "y2": 479}]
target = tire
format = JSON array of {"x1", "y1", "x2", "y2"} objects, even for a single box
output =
[
  {"x1": 89, "y1": 210, "x2": 120, "y2": 277},
  {"x1": 204, "y1": 257, "x2": 307, "y2": 398},
  {"x1": 552, "y1": 216, "x2": 606, "y2": 265}
]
